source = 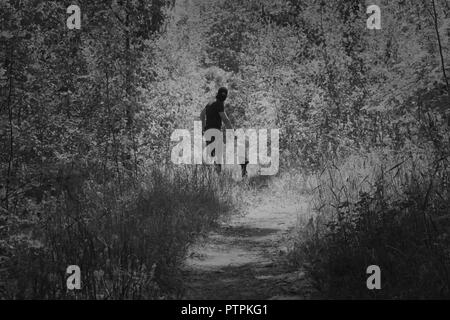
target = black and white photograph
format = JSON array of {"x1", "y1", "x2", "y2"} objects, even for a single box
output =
[{"x1": 1, "y1": 0, "x2": 450, "y2": 308}]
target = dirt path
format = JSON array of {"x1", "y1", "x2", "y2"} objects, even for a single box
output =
[{"x1": 182, "y1": 187, "x2": 317, "y2": 300}]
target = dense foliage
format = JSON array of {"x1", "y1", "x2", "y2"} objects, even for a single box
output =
[
  {"x1": 188, "y1": 0, "x2": 450, "y2": 298},
  {"x1": 0, "y1": 0, "x2": 240, "y2": 299},
  {"x1": 1, "y1": 0, "x2": 449, "y2": 299}
]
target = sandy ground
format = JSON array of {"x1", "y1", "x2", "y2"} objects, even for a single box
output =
[{"x1": 181, "y1": 167, "x2": 317, "y2": 299}]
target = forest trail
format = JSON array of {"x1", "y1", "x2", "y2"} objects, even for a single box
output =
[{"x1": 182, "y1": 172, "x2": 317, "y2": 300}]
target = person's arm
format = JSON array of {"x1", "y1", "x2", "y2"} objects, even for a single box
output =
[
  {"x1": 219, "y1": 111, "x2": 233, "y2": 130},
  {"x1": 218, "y1": 102, "x2": 233, "y2": 130}
]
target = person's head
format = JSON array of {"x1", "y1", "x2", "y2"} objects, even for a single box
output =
[{"x1": 216, "y1": 87, "x2": 228, "y2": 102}]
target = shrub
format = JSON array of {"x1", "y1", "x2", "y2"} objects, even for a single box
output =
[
  {"x1": 290, "y1": 148, "x2": 450, "y2": 299},
  {"x1": 0, "y1": 165, "x2": 238, "y2": 299}
]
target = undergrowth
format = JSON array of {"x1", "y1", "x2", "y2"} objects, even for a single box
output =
[
  {"x1": 290, "y1": 148, "x2": 450, "y2": 299},
  {"x1": 0, "y1": 165, "x2": 239, "y2": 299}
]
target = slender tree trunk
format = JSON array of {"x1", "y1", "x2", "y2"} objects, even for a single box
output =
[
  {"x1": 125, "y1": 14, "x2": 133, "y2": 130},
  {"x1": 431, "y1": 0, "x2": 450, "y2": 126},
  {"x1": 106, "y1": 69, "x2": 122, "y2": 190},
  {"x1": 431, "y1": 0, "x2": 450, "y2": 94},
  {"x1": 319, "y1": 1, "x2": 341, "y2": 119},
  {"x1": 124, "y1": 0, "x2": 137, "y2": 174},
  {"x1": 5, "y1": 43, "x2": 14, "y2": 211}
]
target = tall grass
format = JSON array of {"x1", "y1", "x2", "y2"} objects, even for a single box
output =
[
  {"x1": 0, "y1": 165, "x2": 239, "y2": 299},
  {"x1": 290, "y1": 147, "x2": 450, "y2": 299}
]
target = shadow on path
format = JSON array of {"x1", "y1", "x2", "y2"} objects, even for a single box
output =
[{"x1": 182, "y1": 200, "x2": 317, "y2": 300}]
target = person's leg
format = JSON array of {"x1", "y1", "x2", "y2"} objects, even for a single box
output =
[
  {"x1": 241, "y1": 138, "x2": 249, "y2": 178},
  {"x1": 214, "y1": 143, "x2": 222, "y2": 174},
  {"x1": 206, "y1": 136, "x2": 222, "y2": 174},
  {"x1": 241, "y1": 161, "x2": 249, "y2": 178}
]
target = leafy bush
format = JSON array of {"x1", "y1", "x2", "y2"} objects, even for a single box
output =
[
  {"x1": 290, "y1": 149, "x2": 450, "y2": 299},
  {"x1": 0, "y1": 165, "x2": 238, "y2": 299}
]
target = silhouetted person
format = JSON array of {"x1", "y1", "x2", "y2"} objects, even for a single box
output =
[
  {"x1": 200, "y1": 87, "x2": 248, "y2": 177},
  {"x1": 200, "y1": 87, "x2": 232, "y2": 174}
]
